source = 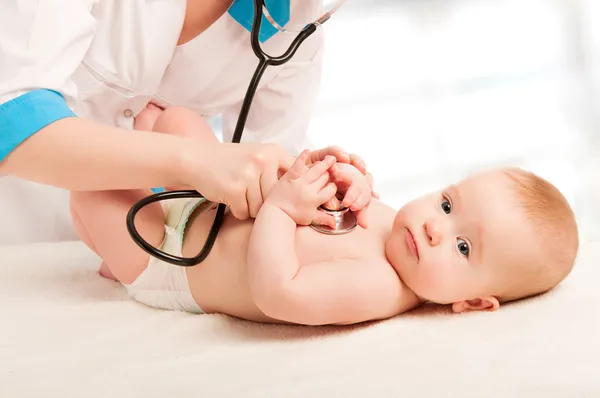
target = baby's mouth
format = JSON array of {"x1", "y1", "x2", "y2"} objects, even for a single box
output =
[{"x1": 405, "y1": 228, "x2": 420, "y2": 261}]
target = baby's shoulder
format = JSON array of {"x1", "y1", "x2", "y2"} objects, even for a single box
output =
[{"x1": 335, "y1": 256, "x2": 420, "y2": 322}]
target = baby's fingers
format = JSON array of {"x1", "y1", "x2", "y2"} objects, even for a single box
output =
[
  {"x1": 354, "y1": 205, "x2": 370, "y2": 229},
  {"x1": 318, "y1": 182, "x2": 338, "y2": 207},
  {"x1": 313, "y1": 172, "x2": 331, "y2": 191},
  {"x1": 311, "y1": 211, "x2": 337, "y2": 229},
  {"x1": 341, "y1": 183, "x2": 364, "y2": 209},
  {"x1": 349, "y1": 187, "x2": 372, "y2": 212},
  {"x1": 322, "y1": 196, "x2": 342, "y2": 210},
  {"x1": 286, "y1": 150, "x2": 310, "y2": 179},
  {"x1": 304, "y1": 156, "x2": 336, "y2": 182},
  {"x1": 349, "y1": 153, "x2": 367, "y2": 175}
]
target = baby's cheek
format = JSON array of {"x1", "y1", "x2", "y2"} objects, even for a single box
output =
[
  {"x1": 422, "y1": 266, "x2": 445, "y2": 288},
  {"x1": 417, "y1": 260, "x2": 455, "y2": 299}
]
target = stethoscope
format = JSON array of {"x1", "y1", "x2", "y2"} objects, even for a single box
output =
[{"x1": 126, "y1": 0, "x2": 354, "y2": 267}]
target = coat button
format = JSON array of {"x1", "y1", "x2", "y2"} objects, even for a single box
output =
[{"x1": 123, "y1": 109, "x2": 133, "y2": 118}]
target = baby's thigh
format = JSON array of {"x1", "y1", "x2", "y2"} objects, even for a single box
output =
[{"x1": 70, "y1": 190, "x2": 165, "y2": 284}]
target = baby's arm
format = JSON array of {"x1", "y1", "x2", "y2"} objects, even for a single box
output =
[
  {"x1": 247, "y1": 202, "x2": 405, "y2": 325},
  {"x1": 247, "y1": 152, "x2": 407, "y2": 325}
]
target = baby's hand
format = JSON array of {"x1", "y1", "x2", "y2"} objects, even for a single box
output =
[
  {"x1": 308, "y1": 146, "x2": 379, "y2": 200},
  {"x1": 266, "y1": 150, "x2": 338, "y2": 228},
  {"x1": 326, "y1": 162, "x2": 375, "y2": 228}
]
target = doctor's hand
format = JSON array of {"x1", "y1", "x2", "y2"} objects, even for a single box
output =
[{"x1": 185, "y1": 142, "x2": 296, "y2": 220}]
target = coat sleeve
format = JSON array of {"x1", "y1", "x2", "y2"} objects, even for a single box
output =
[
  {"x1": 220, "y1": 29, "x2": 324, "y2": 156},
  {"x1": 0, "y1": 0, "x2": 98, "y2": 161}
]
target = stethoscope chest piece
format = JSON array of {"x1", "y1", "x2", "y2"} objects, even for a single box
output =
[{"x1": 310, "y1": 205, "x2": 357, "y2": 235}]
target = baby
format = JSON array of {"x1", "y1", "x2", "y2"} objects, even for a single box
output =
[{"x1": 70, "y1": 106, "x2": 580, "y2": 325}]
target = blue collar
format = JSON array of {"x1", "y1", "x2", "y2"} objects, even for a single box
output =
[{"x1": 228, "y1": 0, "x2": 290, "y2": 43}]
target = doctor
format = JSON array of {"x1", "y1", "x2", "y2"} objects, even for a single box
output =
[{"x1": 0, "y1": 0, "x2": 370, "y2": 245}]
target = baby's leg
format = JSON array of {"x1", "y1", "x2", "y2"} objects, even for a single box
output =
[
  {"x1": 71, "y1": 106, "x2": 219, "y2": 283},
  {"x1": 152, "y1": 106, "x2": 218, "y2": 143},
  {"x1": 70, "y1": 206, "x2": 116, "y2": 280},
  {"x1": 70, "y1": 189, "x2": 164, "y2": 284},
  {"x1": 134, "y1": 103, "x2": 218, "y2": 146}
]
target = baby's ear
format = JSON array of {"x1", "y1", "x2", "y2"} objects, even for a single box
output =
[{"x1": 452, "y1": 297, "x2": 500, "y2": 313}]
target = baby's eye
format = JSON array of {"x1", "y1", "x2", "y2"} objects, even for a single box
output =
[
  {"x1": 441, "y1": 197, "x2": 452, "y2": 214},
  {"x1": 457, "y1": 238, "x2": 470, "y2": 257}
]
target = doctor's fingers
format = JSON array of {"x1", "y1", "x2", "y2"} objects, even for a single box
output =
[
  {"x1": 268, "y1": 144, "x2": 296, "y2": 174},
  {"x1": 234, "y1": 144, "x2": 294, "y2": 218},
  {"x1": 349, "y1": 153, "x2": 368, "y2": 175},
  {"x1": 308, "y1": 146, "x2": 351, "y2": 165},
  {"x1": 246, "y1": 181, "x2": 265, "y2": 219},
  {"x1": 248, "y1": 143, "x2": 295, "y2": 178},
  {"x1": 365, "y1": 172, "x2": 380, "y2": 199},
  {"x1": 227, "y1": 165, "x2": 263, "y2": 220},
  {"x1": 228, "y1": 190, "x2": 251, "y2": 220},
  {"x1": 241, "y1": 160, "x2": 278, "y2": 218},
  {"x1": 259, "y1": 162, "x2": 280, "y2": 202}
]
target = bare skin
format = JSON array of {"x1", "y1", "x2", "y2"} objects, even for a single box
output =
[
  {"x1": 182, "y1": 192, "x2": 418, "y2": 324},
  {"x1": 177, "y1": 0, "x2": 234, "y2": 46},
  {"x1": 70, "y1": 104, "x2": 414, "y2": 326},
  {"x1": 74, "y1": 105, "x2": 542, "y2": 325}
]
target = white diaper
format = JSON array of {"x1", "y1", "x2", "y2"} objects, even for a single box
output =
[{"x1": 123, "y1": 197, "x2": 213, "y2": 314}]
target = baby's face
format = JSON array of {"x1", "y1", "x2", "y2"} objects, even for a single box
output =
[{"x1": 386, "y1": 170, "x2": 537, "y2": 306}]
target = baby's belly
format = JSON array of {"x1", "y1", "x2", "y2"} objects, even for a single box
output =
[
  {"x1": 179, "y1": 206, "x2": 267, "y2": 321},
  {"x1": 179, "y1": 203, "x2": 388, "y2": 322}
]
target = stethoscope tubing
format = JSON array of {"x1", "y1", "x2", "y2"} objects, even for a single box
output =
[{"x1": 126, "y1": 0, "x2": 318, "y2": 267}]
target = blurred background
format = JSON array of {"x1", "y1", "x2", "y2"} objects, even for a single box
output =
[
  {"x1": 305, "y1": 0, "x2": 600, "y2": 242},
  {"x1": 2, "y1": 0, "x2": 597, "y2": 245}
]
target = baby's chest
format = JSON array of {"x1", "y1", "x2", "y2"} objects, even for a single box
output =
[{"x1": 295, "y1": 226, "x2": 385, "y2": 265}]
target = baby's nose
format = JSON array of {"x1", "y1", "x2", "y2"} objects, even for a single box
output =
[{"x1": 424, "y1": 219, "x2": 443, "y2": 246}]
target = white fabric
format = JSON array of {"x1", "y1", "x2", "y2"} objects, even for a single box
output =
[
  {"x1": 0, "y1": 0, "x2": 324, "y2": 244},
  {"x1": 1, "y1": 239, "x2": 598, "y2": 397},
  {"x1": 124, "y1": 198, "x2": 206, "y2": 314}
]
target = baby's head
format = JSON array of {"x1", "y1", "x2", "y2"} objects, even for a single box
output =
[{"x1": 385, "y1": 167, "x2": 579, "y2": 312}]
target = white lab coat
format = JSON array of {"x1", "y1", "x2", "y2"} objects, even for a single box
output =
[{"x1": 0, "y1": 0, "x2": 324, "y2": 244}]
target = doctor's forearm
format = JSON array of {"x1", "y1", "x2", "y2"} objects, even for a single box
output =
[{"x1": 0, "y1": 117, "x2": 195, "y2": 191}]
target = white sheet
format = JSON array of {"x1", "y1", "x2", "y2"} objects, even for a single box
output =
[{"x1": 1, "y1": 240, "x2": 599, "y2": 397}]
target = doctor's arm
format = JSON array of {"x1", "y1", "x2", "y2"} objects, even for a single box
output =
[
  {"x1": 1, "y1": 112, "x2": 191, "y2": 190},
  {"x1": 0, "y1": 1, "x2": 194, "y2": 190},
  {"x1": 0, "y1": 2, "x2": 295, "y2": 220}
]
